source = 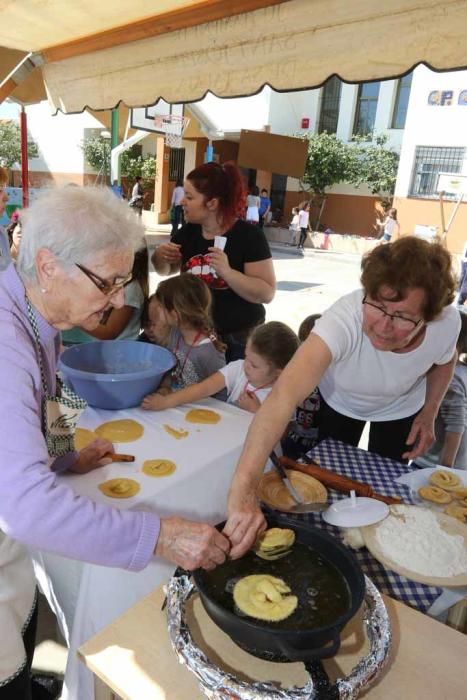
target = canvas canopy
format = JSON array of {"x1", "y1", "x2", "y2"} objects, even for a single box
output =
[{"x1": 1, "y1": 0, "x2": 467, "y2": 113}]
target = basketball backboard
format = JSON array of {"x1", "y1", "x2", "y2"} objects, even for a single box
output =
[
  {"x1": 130, "y1": 100, "x2": 184, "y2": 134},
  {"x1": 436, "y1": 172, "x2": 467, "y2": 195}
]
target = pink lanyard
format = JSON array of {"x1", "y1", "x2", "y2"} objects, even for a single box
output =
[{"x1": 175, "y1": 330, "x2": 203, "y2": 376}]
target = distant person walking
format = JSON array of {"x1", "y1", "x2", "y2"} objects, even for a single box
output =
[
  {"x1": 129, "y1": 176, "x2": 144, "y2": 216},
  {"x1": 170, "y1": 179, "x2": 185, "y2": 240},
  {"x1": 378, "y1": 207, "x2": 400, "y2": 243},
  {"x1": 258, "y1": 188, "x2": 271, "y2": 229},
  {"x1": 298, "y1": 202, "x2": 310, "y2": 251},
  {"x1": 288, "y1": 207, "x2": 300, "y2": 246},
  {"x1": 246, "y1": 186, "x2": 260, "y2": 224}
]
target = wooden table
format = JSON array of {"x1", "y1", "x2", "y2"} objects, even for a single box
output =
[{"x1": 79, "y1": 585, "x2": 467, "y2": 700}]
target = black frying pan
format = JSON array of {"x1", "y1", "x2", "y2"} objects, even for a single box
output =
[{"x1": 193, "y1": 515, "x2": 365, "y2": 663}]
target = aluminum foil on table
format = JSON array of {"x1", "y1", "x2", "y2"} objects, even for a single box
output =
[{"x1": 166, "y1": 573, "x2": 392, "y2": 700}]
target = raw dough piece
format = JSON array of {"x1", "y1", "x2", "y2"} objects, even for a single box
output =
[
  {"x1": 95, "y1": 419, "x2": 144, "y2": 443},
  {"x1": 429, "y1": 470, "x2": 461, "y2": 490},
  {"x1": 233, "y1": 575, "x2": 298, "y2": 622},
  {"x1": 185, "y1": 408, "x2": 221, "y2": 424},
  {"x1": 418, "y1": 486, "x2": 452, "y2": 504},
  {"x1": 142, "y1": 459, "x2": 176, "y2": 477},
  {"x1": 444, "y1": 504, "x2": 467, "y2": 522},
  {"x1": 74, "y1": 428, "x2": 98, "y2": 451},
  {"x1": 98, "y1": 478, "x2": 140, "y2": 499},
  {"x1": 163, "y1": 424, "x2": 189, "y2": 440}
]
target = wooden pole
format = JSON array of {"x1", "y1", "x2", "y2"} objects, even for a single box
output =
[{"x1": 20, "y1": 107, "x2": 29, "y2": 208}]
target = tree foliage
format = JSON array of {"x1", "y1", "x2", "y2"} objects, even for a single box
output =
[
  {"x1": 0, "y1": 121, "x2": 39, "y2": 169},
  {"x1": 80, "y1": 136, "x2": 156, "y2": 181},
  {"x1": 300, "y1": 131, "x2": 399, "y2": 198}
]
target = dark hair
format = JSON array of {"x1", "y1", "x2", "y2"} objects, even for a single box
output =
[
  {"x1": 133, "y1": 244, "x2": 149, "y2": 301},
  {"x1": 457, "y1": 310, "x2": 467, "y2": 355},
  {"x1": 299, "y1": 201, "x2": 310, "y2": 211},
  {"x1": 5, "y1": 218, "x2": 20, "y2": 246},
  {"x1": 361, "y1": 236, "x2": 456, "y2": 322},
  {"x1": 141, "y1": 292, "x2": 157, "y2": 328},
  {"x1": 261, "y1": 189, "x2": 268, "y2": 194},
  {"x1": 251, "y1": 185, "x2": 260, "y2": 196},
  {"x1": 186, "y1": 161, "x2": 246, "y2": 228},
  {"x1": 175, "y1": 179, "x2": 183, "y2": 187},
  {"x1": 135, "y1": 176, "x2": 142, "y2": 182},
  {"x1": 298, "y1": 314, "x2": 321, "y2": 342},
  {"x1": 388, "y1": 208, "x2": 398, "y2": 219},
  {"x1": 248, "y1": 321, "x2": 299, "y2": 369},
  {"x1": 155, "y1": 273, "x2": 225, "y2": 352}
]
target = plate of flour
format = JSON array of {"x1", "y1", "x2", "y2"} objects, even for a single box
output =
[{"x1": 361, "y1": 504, "x2": 467, "y2": 586}]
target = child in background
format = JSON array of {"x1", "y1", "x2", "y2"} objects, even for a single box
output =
[
  {"x1": 288, "y1": 207, "x2": 300, "y2": 246},
  {"x1": 246, "y1": 185, "x2": 260, "y2": 224},
  {"x1": 281, "y1": 314, "x2": 322, "y2": 460},
  {"x1": 298, "y1": 202, "x2": 310, "y2": 251},
  {"x1": 142, "y1": 321, "x2": 299, "y2": 413},
  {"x1": 155, "y1": 273, "x2": 226, "y2": 389},
  {"x1": 138, "y1": 293, "x2": 170, "y2": 346},
  {"x1": 414, "y1": 310, "x2": 467, "y2": 470}
]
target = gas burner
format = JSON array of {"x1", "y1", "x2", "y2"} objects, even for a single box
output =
[{"x1": 166, "y1": 573, "x2": 391, "y2": 700}]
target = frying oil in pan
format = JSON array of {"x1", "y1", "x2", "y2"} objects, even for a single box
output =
[{"x1": 199, "y1": 542, "x2": 350, "y2": 630}]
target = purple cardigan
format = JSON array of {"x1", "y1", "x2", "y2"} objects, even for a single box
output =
[{"x1": 0, "y1": 264, "x2": 159, "y2": 570}]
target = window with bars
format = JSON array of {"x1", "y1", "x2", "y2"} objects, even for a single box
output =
[
  {"x1": 409, "y1": 146, "x2": 465, "y2": 198},
  {"x1": 169, "y1": 148, "x2": 185, "y2": 181},
  {"x1": 391, "y1": 73, "x2": 413, "y2": 129},
  {"x1": 318, "y1": 76, "x2": 342, "y2": 134},
  {"x1": 353, "y1": 82, "x2": 381, "y2": 138}
]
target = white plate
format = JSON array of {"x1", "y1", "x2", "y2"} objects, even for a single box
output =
[{"x1": 323, "y1": 497, "x2": 389, "y2": 527}]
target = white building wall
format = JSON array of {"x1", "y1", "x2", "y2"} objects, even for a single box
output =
[
  {"x1": 395, "y1": 65, "x2": 467, "y2": 197},
  {"x1": 268, "y1": 88, "x2": 320, "y2": 136},
  {"x1": 25, "y1": 102, "x2": 106, "y2": 175}
]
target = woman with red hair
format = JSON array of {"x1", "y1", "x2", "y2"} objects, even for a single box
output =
[{"x1": 152, "y1": 162, "x2": 276, "y2": 361}]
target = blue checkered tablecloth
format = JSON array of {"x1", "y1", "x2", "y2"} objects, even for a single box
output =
[{"x1": 273, "y1": 439, "x2": 443, "y2": 614}]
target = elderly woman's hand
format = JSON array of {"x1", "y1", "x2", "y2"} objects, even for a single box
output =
[
  {"x1": 71, "y1": 438, "x2": 114, "y2": 474},
  {"x1": 223, "y1": 480, "x2": 266, "y2": 559},
  {"x1": 156, "y1": 517, "x2": 230, "y2": 570},
  {"x1": 402, "y1": 408, "x2": 436, "y2": 460},
  {"x1": 208, "y1": 246, "x2": 231, "y2": 279},
  {"x1": 157, "y1": 242, "x2": 182, "y2": 265}
]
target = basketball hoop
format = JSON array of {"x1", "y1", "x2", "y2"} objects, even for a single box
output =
[{"x1": 154, "y1": 114, "x2": 190, "y2": 148}]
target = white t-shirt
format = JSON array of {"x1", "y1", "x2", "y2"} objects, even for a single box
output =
[
  {"x1": 298, "y1": 209, "x2": 309, "y2": 228},
  {"x1": 313, "y1": 289, "x2": 460, "y2": 421},
  {"x1": 171, "y1": 186, "x2": 184, "y2": 206},
  {"x1": 219, "y1": 360, "x2": 272, "y2": 405}
]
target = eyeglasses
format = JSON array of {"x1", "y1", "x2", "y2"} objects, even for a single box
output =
[
  {"x1": 75, "y1": 263, "x2": 132, "y2": 296},
  {"x1": 362, "y1": 295, "x2": 424, "y2": 333}
]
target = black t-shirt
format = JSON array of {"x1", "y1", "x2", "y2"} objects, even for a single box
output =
[{"x1": 173, "y1": 219, "x2": 272, "y2": 335}]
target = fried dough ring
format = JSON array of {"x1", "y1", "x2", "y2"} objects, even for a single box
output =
[
  {"x1": 418, "y1": 486, "x2": 452, "y2": 504},
  {"x1": 233, "y1": 575, "x2": 298, "y2": 622},
  {"x1": 429, "y1": 470, "x2": 462, "y2": 490},
  {"x1": 444, "y1": 504, "x2": 467, "y2": 522}
]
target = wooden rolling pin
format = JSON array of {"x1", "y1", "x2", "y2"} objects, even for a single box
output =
[
  {"x1": 109, "y1": 453, "x2": 135, "y2": 463},
  {"x1": 280, "y1": 456, "x2": 402, "y2": 505}
]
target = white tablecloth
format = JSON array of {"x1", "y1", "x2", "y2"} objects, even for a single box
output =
[{"x1": 33, "y1": 398, "x2": 253, "y2": 700}]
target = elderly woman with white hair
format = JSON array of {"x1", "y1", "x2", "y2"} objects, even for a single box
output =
[{"x1": 0, "y1": 187, "x2": 230, "y2": 699}]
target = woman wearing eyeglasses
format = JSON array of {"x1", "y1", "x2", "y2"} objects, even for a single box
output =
[
  {"x1": 223, "y1": 237, "x2": 460, "y2": 559},
  {"x1": 0, "y1": 187, "x2": 229, "y2": 699}
]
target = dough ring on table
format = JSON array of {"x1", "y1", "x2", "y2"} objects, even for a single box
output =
[
  {"x1": 74, "y1": 427, "x2": 98, "y2": 451},
  {"x1": 444, "y1": 504, "x2": 467, "y2": 522},
  {"x1": 452, "y1": 487, "x2": 467, "y2": 499},
  {"x1": 142, "y1": 459, "x2": 176, "y2": 477},
  {"x1": 185, "y1": 408, "x2": 221, "y2": 424},
  {"x1": 233, "y1": 575, "x2": 298, "y2": 622},
  {"x1": 95, "y1": 419, "x2": 144, "y2": 443},
  {"x1": 429, "y1": 470, "x2": 462, "y2": 490},
  {"x1": 418, "y1": 486, "x2": 452, "y2": 504},
  {"x1": 98, "y1": 478, "x2": 140, "y2": 499}
]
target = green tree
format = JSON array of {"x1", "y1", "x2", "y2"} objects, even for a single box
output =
[
  {"x1": 80, "y1": 137, "x2": 156, "y2": 182},
  {"x1": 0, "y1": 121, "x2": 39, "y2": 169},
  {"x1": 351, "y1": 133, "x2": 399, "y2": 197},
  {"x1": 301, "y1": 132, "x2": 355, "y2": 196}
]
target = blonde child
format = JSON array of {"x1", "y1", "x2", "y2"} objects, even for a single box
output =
[
  {"x1": 155, "y1": 273, "x2": 226, "y2": 390},
  {"x1": 139, "y1": 293, "x2": 171, "y2": 346},
  {"x1": 142, "y1": 321, "x2": 299, "y2": 413}
]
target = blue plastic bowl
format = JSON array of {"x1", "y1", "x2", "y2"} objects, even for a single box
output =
[{"x1": 59, "y1": 340, "x2": 175, "y2": 410}]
